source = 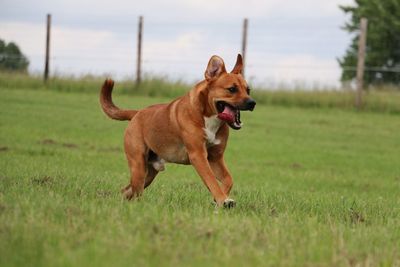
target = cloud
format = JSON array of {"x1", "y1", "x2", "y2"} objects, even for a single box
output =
[
  {"x1": 0, "y1": 22, "x2": 133, "y2": 76},
  {"x1": 0, "y1": 0, "x2": 354, "y2": 87},
  {"x1": 0, "y1": 22, "x2": 45, "y2": 57},
  {"x1": 247, "y1": 53, "x2": 341, "y2": 88},
  {"x1": 0, "y1": 22, "x2": 217, "y2": 79},
  {"x1": 1, "y1": 0, "x2": 354, "y2": 27}
]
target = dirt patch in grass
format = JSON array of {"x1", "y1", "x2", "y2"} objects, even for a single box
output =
[
  {"x1": 40, "y1": 139, "x2": 57, "y2": 145},
  {"x1": 96, "y1": 190, "x2": 114, "y2": 198},
  {"x1": 0, "y1": 203, "x2": 6, "y2": 214},
  {"x1": 31, "y1": 175, "x2": 53, "y2": 186},
  {"x1": 62, "y1": 143, "x2": 78, "y2": 149},
  {"x1": 39, "y1": 139, "x2": 78, "y2": 149},
  {"x1": 96, "y1": 146, "x2": 121, "y2": 153},
  {"x1": 349, "y1": 208, "x2": 365, "y2": 224},
  {"x1": 291, "y1": 162, "x2": 303, "y2": 169},
  {"x1": 0, "y1": 146, "x2": 9, "y2": 152}
]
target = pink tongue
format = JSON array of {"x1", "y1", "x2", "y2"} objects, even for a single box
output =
[{"x1": 217, "y1": 106, "x2": 235, "y2": 123}]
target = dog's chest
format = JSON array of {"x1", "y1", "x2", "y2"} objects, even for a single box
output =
[{"x1": 203, "y1": 115, "x2": 222, "y2": 146}]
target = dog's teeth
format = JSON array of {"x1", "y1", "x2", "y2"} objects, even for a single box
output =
[{"x1": 233, "y1": 121, "x2": 242, "y2": 128}]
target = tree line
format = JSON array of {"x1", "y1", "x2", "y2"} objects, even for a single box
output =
[
  {"x1": 0, "y1": 39, "x2": 29, "y2": 72},
  {"x1": 339, "y1": 0, "x2": 400, "y2": 86}
]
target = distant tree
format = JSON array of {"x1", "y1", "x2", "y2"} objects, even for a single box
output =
[
  {"x1": 338, "y1": 0, "x2": 400, "y2": 86},
  {"x1": 0, "y1": 39, "x2": 29, "y2": 72}
]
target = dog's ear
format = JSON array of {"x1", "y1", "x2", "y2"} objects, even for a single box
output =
[
  {"x1": 205, "y1": 55, "x2": 226, "y2": 81},
  {"x1": 231, "y1": 54, "x2": 243, "y2": 74}
]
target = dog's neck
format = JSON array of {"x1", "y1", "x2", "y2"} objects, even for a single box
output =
[{"x1": 203, "y1": 115, "x2": 222, "y2": 146}]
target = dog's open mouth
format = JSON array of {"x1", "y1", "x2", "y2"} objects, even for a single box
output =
[{"x1": 216, "y1": 101, "x2": 242, "y2": 130}]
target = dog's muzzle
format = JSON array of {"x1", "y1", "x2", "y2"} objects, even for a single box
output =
[
  {"x1": 241, "y1": 98, "x2": 256, "y2": 111},
  {"x1": 216, "y1": 98, "x2": 256, "y2": 130}
]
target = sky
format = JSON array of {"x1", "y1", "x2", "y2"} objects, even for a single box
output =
[{"x1": 0, "y1": 0, "x2": 355, "y2": 88}]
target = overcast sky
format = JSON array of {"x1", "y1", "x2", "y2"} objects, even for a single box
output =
[{"x1": 0, "y1": 0, "x2": 354, "y2": 88}]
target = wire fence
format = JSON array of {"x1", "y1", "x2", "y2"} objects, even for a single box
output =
[{"x1": 1, "y1": 16, "x2": 400, "y2": 89}]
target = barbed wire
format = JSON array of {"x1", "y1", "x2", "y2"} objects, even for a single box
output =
[
  {"x1": 2, "y1": 53, "x2": 400, "y2": 73},
  {"x1": 1, "y1": 14, "x2": 399, "y2": 79}
]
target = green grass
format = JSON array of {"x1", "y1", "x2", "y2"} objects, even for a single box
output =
[
  {"x1": 252, "y1": 88, "x2": 400, "y2": 114},
  {"x1": 0, "y1": 72, "x2": 190, "y2": 97},
  {"x1": 1, "y1": 72, "x2": 400, "y2": 113},
  {"x1": 1, "y1": 81, "x2": 400, "y2": 266}
]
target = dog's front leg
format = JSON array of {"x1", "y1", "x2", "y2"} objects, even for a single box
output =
[
  {"x1": 186, "y1": 145, "x2": 234, "y2": 207},
  {"x1": 209, "y1": 158, "x2": 233, "y2": 196}
]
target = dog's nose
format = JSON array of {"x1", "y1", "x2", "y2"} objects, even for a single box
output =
[{"x1": 245, "y1": 98, "x2": 256, "y2": 111}]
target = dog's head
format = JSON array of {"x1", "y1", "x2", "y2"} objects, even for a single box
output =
[{"x1": 203, "y1": 54, "x2": 256, "y2": 130}]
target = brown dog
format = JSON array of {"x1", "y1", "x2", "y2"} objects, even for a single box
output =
[{"x1": 100, "y1": 54, "x2": 255, "y2": 207}]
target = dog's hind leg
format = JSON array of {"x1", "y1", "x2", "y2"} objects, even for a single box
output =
[
  {"x1": 122, "y1": 160, "x2": 160, "y2": 197},
  {"x1": 122, "y1": 154, "x2": 147, "y2": 200},
  {"x1": 122, "y1": 165, "x2": 157, "y2": 197},
  {"x1": 121, "y1": 127, "x2": 148, "y2": 200},
  {"x1": 142, "y1": 150, "x2": 163, "y2": 189},
  {"x1": 144, "y1": 165, "x2": 159, "y2": 189}
]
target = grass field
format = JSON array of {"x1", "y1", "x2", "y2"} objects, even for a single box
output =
[
  {"x1": 2, "y1": 72, "x2": 400, "y2": 113},
  {"x1": 1, "y1": 83, "x2": 400, "y2": 266}
]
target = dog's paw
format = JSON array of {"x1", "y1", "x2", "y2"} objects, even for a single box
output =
[
  {"x1": 223, "y1": 198, "x2": 236, "y2": 209},
  {"x1": 121, "y1": 186, "x2": 133, "y2": 200}
]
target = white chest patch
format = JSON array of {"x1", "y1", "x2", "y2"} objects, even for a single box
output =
[{"x1": 204, "y1": 115, "x2": 222, "y2": 146}]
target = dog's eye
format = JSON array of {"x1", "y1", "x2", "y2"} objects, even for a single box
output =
[
  {"x1": 227, "y1": 86, "x2": 238, "y2": 93},
  {"x1": 246, "y1": 87, "x2": 251, "y2": 95}
]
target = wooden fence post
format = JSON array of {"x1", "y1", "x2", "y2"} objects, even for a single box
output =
[
  {"x1": 44, "y1": 14, "x2": 51, "y2": 82},
  {"x1": 241, "y1": 18, "x2": 248, "y2": 78},
  {"x1": 355, "y1": 17, "x2": 368, "y2": 109},
  {"x1": 136, "y1": 16, "x2": 143, "y2": 85}
]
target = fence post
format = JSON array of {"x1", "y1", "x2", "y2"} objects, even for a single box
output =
[
  {"x1": 241, "y1": 18, "x2": 248, "y2": 77},
  {"x1": 355, "y1": 17, "x2": 368, "y2": 109},
  {"x1": 44, "y1": 14, "x2": 51, "y2": 82},
  {"x1": 136, "y1": 16, "x2": 143, "y2": 85}
]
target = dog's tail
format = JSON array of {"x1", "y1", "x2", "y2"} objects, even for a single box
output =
[{"x1": 100, "y1": 79, "x2": 138, "y2": 121}]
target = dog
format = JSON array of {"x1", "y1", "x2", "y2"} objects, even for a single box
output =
[{"x1": 100, "y1": 54, "x2": 256, "y2": 208}]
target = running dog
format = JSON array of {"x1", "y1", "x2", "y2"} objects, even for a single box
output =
[{"x1": 100, "y1": 54, "x2": 256, "y2": 208}]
